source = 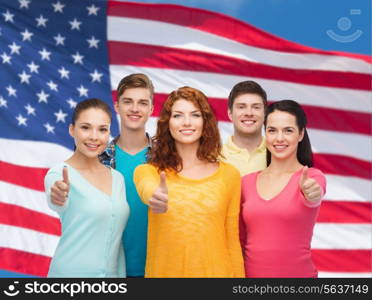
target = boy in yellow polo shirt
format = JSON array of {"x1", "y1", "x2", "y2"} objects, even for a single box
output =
[{"x1": 221, "y1": 81, "x2": 268, "y2": 176}]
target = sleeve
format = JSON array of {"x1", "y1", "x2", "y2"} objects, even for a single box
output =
[
  {"x1": 239, "y1": 176, "x2": 248, "y2": 261},
  {"x1": 133, "y1": 164, "x2": 160, "y2": 205},
  {"x1": 224, "y1": 166, "x2": 245, "y2": 277},
  {"x1": 302, "y1": 168, "x2": 327, "y2": 208},
  {"x1": 44, "y1": 167, "x2": 69, "y2": 215}
]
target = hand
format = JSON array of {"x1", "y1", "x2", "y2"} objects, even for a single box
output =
[
  {"x1": 149, "y1": 171, "x2": 168, "y2": 213},
  {"x1": 299, "y1": 166, "x2": 322, "y2": 202},
  {"x1": 50, "y1": 167, "x2": 70, "y2": 206}
]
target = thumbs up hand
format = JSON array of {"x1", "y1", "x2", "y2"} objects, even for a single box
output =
[
  {"x1": 149, "y1": 171, "x2": 168, "y2": 214},
  {"x1": 299, "y1": 166, "x2": 322, "y2": 202},
  {"x1": 51, "y1": 167, "x2": 70, "y2": 206}
]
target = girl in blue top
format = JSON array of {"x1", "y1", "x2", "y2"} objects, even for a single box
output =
[{"x1": 44, "y1": 98, "x2": 129, "y2": 277}]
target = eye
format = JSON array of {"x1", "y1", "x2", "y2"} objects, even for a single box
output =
[
  {"x1": 81, "y1": 125, "x2": 89, "y2": 130},
  {"x1": 100, "y1": 128, "x2": 108, "y2": 132},
  {"x1": 140, "y1": 101, "x2": 149, "y2": 106},
  {"x1": 172, "y1": 114, "x2": 181, "y2": 118},
  {"x1": 192, "y1": 113, "x2": 201, "y2": 118}
]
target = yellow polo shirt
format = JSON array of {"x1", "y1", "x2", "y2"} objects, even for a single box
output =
[{"x1": 221, "y1": 136, "x2": 267, "y2": 176}]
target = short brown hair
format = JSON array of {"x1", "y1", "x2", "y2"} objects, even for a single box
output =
[
  {"x1": 149, "y1": 86, "x2": 221, "y2": 172},
  {"x1": 72, "y1": 98, "x2": 112, "y2": 125},
  {"x1": 117, "y1": 73, "x2": 154, "y2": 101},
  {"x1": 228, "y1": 80, "x2": 267, "y2": 110}
]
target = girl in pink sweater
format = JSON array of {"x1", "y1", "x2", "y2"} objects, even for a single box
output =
[{"x1": 240, "y1": 100, "x2": 326, "y2": 278}]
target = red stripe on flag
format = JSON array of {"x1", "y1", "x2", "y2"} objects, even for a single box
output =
[
  {"x1": 312, "y1": 249, "x2": 372, "y2": 272},
  {"x1": 0, "y1": 161, "x2": 47, "y2": 192},
  {"x1": 313, "y1": 154, "x2": 371, "y2": 180},
  {"x1": 0, "y1": 247, "x2": 50, "y2": 277},
  {"x1": 107, "y1": 1, "x2": 371, "y2": 63},
  {"x1": 108, "y1": 41, "x2": 371, "y2": 91},
  {"x1": 317, "y1": 201, "x2": 372, "y2": 223},
  {"x1": 0, "y1": 203, "x2": 61, "y2": 236}
]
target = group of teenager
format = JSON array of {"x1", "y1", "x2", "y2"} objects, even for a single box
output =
[{"x1": 44, "y1": 73, "x2": 326, "y2": 278}]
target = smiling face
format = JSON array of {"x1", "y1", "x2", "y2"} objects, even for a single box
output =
[
  {"x1": 115, "y1": 87, "x2": 153, "y2": 131},
  {"x1": 69, "y1": 108, "x2": 111, "y2": 158},
  {"x1": 169, "y1": 99, "x2": 203, "y2": 147},
  {"x1": 228, "y1": 93, "x2": 265, "y2": 137},
  {"x1": 265, "y1": 110, "x2": 304, "y2": 162}
]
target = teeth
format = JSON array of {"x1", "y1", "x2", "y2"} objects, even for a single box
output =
[
  {"x1": 242, "y1": 120, "x2": 255, "y2": 124},
  {"x1": 128, "y1": 115, "x2": 140, "y2": 119},
  {"x1": 86, "y1": 144, "x2": 98, "y2": 148},
  {"x1": 180, "y1": 130, "x2": 194, "y2": 133},
  {"x1": 274, "y1": 145, "x2": 287, "y2": 149}
]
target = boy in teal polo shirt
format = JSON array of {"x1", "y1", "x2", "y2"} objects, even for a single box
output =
[{"x1": 100, "y1": 73, "x2": 154, "y2": 277}]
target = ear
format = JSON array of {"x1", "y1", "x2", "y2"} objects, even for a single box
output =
[
  {"x1": 299, "y1": 128, "x2": 305, "y2": 142},
  {"x1": 113, "y1": 100, "x2": 119, "y2": 114},
  {"x1": 69, "y1": 124, "x2": 74, "y2": 138},
  {"x1": 227, "y1": 108, "x2": 233, "y2": 122},
  {"x1": 149, "y1": 100, "x2": 154, "y2": 115}
]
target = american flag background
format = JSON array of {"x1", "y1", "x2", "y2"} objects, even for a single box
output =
[{"x1": 0, "y1": 0, "x2": 371, "y2": 277}]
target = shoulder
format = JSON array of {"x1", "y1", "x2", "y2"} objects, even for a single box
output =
[
  {"x1": 219, "y1": 161, "x2": 240, "y2": 178},
  {"x1": 134, "y1": 163, "x2": 159, "y2": 178},
  {"x1": 46, "y1": 162, "x2": 66, "y2": 177},
  {"x1": 242, "y1": 171, "x2": 259, "y2": 184}
]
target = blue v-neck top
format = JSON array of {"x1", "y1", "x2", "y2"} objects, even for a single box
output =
[{"x1": 44, "y1": 162, "x2": 129, "y2": 277}]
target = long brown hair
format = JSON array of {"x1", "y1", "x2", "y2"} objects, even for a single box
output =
[{"x1": 149, "y1": 86, "x2": 221, "y2": 172}]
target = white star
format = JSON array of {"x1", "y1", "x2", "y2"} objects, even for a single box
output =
[
  {"x1": 16, "y1": 114, "x2": 27, "y2": 126},
  {"x1": 9, "y1": 42, "x2": 21, "y2": 55},
  {"x1": 52, "y1": 1, "x2": 65, "y2": 13},
  {"x1": 77, "y1": 85, "x2": 88, "y2": 97},
  {"x1": 39, "y1": 48, "x2": 51, "y2": 60},
  {"x1": 47, "y1": 80, "x2": 58, "y2": 91},
  {"x1": 25, "y1": 104, "x2": 36, "y2": 115},
  {"x1": 72, "y1": 52, "x2": 84, "y2": 64},
  {"x1": 37, "y1": 90, "x2": 50, "y2": 103},
  {"x1": 35, "y1": 15, "x2": 48, "y2": 27},
  {"x1": 19, "y1": 0, "x2": 31, "y2": 9},
  {"x1": 6, "y1": 85, "x2": 17, "y2": 97},
  {"x1": 44, "y1": 123, "x2": 55, "y2": 134},
  {"x1": 53, "y1": 33, "x2": 65, "y2": 46},
  {"x1": 67, "y1": 98, "x2": 77, "y2": 108},
  {"x1": 21, "y1": 28, "x2": 33, "y2": 41},
  {"x1": 0, "y1": 96, "x2": 7, "y2": 108},
  {"x1": 18, "y1": 71, "x2": 31, "y2": 84},
  {"x1": 58, "y1": 67, "x2": 70, "y2": 79},
  {"x1": 3, "y1": 10, "x2": 14, "y2": 23},
  {"x1": 87, "y1": 4, "x2": 100, "y2": 16},
  {"x1": 27, "y1": 61, "x2": 39, "y2": 73},
  {"x1": 69, "y1": 18, "x2": 81, "y2": 30},
  {"x1": 54, "y1": 109, "x2": 68, "y2": 123},
  {"x1": 87, "y1": 36, "x2": 100, "y2": 49},
  {"x1": 89, "y1": 69, "x2": 103, "y2": 83},
  {"x1": 1, "y1": 52, "x2": 11, "y2": 64}
]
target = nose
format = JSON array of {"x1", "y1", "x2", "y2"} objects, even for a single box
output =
[
  {"x1": 90, "y1": 129, "x2": 99, "y2": 140},
  {"x1": 276, "y1": 131, "x2": 284, "y2": 141},
  {"x1": 243, "y1": 107, "x2": 253, "y2": 116},
  {"x1": 130, "y1": 102, "x2": 139, "y2": 112},
  {"x1": 183, "y1": 115, "x2": 191, "y2": 126}
]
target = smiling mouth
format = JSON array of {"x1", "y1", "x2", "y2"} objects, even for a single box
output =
[
  {"x1": 127, "y1": 115, "x2": 141, "y2": 120},
  {"x1": 85, "y1": 143, "x2": 100, "y2": 150},
  {"x1": 241, "y1": 120, "x2": 256, "y2": 125},
  {"x1": 273, "y1": 145, "x2": 287, "y2": 150},
  {"x1": 179, "y1": 129, "x2": 195, "y2": 135}
]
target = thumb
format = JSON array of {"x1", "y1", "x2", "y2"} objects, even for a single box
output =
[
  {"x1": 299, "y1": 166, "x2": 309, "y2": 187},
  {"x1": 63, "y1": 166, "x2": 69, "y2": 186},
  {"x1": 159, "y1": 171, "x2": 168, "y2": 193}
]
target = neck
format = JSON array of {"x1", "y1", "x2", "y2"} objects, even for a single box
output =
[
  {"x1": 266, "y1": 154, "x2": 302, "y2": 174},
  {"x1": 66, "y1": 152, "x2": 102, "y2": 170},
  {"x1": 232, "y1": 130, "x2": 262, "y2": 153},
  {"x1": 175, "y1": 142, "x2": 202, "y2": 169},
  {"x1": 117, "y1": 126, "x2": 148, "y2": 154}
]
